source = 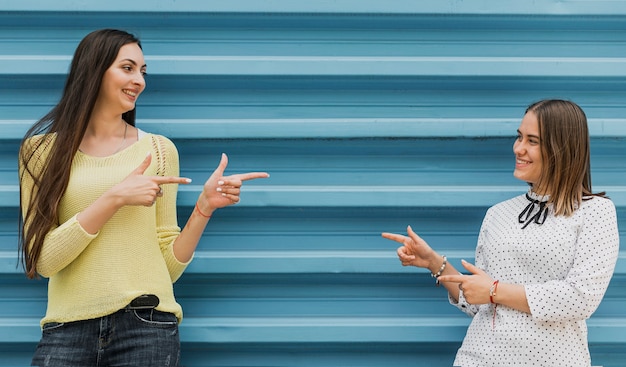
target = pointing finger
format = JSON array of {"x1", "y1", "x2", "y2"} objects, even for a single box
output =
[
  {"x1": 381, "y1": 232, "x2": 409, "y2": 244},
  {"x1": 437, "y1": 274, "x2": 465, "y2": 284},
  {"x1": 153, "y1": 176, "x2": 193, "y2": 185},
  {"x1": 232, "y1": 172, "x2": 270, "y2": 182},
  {"x1": 460, "y1": 259, "x2": 483, "y2": 275}
]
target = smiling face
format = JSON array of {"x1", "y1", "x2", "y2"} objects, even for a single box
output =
[
  {"x1": 513, "y1": 111, "x2": 544, "y2": 190},
  {"x1": 96, "y1": 43, "x2": 146, "y2": 115}
]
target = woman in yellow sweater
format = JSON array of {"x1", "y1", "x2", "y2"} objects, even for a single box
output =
[{"x1": 18, "y1": 29, "x2": 269, "y2": 367}]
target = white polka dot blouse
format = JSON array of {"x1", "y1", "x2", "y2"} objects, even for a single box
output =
[{"x1": 450, "y1": 190, "x2": 620, "y2": 367}]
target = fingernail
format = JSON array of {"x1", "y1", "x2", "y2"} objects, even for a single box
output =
[
  {"x1": 221, "y1": 193, "x2": 226, "y2": 197},
  {"x1": 461, "y1": 259, "x2": 467, "y2": 263},
  {"x1": 218, "y1": 180, "x2": 224, "y2": 185},
  {"x1": 216, "y1": 187, "x2": 222, "y2": 192},
  {"x1": 185, "y1": 178, "x2": 192, "y2": 183}
]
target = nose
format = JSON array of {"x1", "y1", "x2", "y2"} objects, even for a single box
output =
[
  {"x1": 133, "y1": 72, "x2": 146, "y2": 90},
  {"x1": 513, "y1": 139, "x2": 525, "y2": 155}
]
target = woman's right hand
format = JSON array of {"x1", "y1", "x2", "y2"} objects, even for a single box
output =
[
  {"x1": 382, "y1": 225, "x2": 441, "y2": 271},
  {"x1": 110, "y1": 152, "x2": 191, "y2": 208}
]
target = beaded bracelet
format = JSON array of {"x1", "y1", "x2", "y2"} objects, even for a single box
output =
[{"x1": 431, "y1": 255, "x2": 447, "y2": 286}]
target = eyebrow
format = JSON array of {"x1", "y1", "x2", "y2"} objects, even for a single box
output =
[
  {"x1": 517, "y1": 129, "x2": 540, "y2": 140},
  {"x1": 120, "y1": 58, "x2": 147, "y2": 68}
]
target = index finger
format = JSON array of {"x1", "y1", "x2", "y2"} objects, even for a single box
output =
[
  {"x1": 436, "y1": 274, "x2": 464, "y2": 284},
  {"x1": 153, "y1": 176, "x2": 193, "y2": 185},
  {"x1": 232, "y1": 172, "x2": 270, "y2": 182},
  {"x1": 381, "y1": 232, "x2": 409, "y2": 244}
]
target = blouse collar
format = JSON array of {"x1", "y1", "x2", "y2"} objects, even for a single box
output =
[{"x1": 519, "y1": 189, "x2": 550, "y2": 229}]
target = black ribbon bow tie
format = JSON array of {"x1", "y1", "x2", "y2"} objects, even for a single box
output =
[{"x1": 518, "y1": 193, "x2": 549, "y2": 229}]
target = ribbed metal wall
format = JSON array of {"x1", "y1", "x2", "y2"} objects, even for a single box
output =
[{"x1": 1, "y1": 1, "x2": 625, "y2": 366}]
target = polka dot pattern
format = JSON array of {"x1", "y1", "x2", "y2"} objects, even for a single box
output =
[{"x1": 449, "y1": 191, "x2": 619, "y2": 367}]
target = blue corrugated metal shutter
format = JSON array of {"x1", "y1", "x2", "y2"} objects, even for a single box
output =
[{"x1": 0, "y1": 1, "x2": 624, "y2": 366}]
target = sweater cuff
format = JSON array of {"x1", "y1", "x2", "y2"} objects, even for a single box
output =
[{"x1": 71, "y1": 214, "x2": 100, "y2": 238}]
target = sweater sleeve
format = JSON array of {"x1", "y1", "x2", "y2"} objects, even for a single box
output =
[
  {"x1": 34, "y1": 216, "x2": 99, "y2": 278},
  {"x1": 19, "y1": 135, "x2": 98, "y2": 278},
  {"x1": 152, "y1": 135, "x2": 192, "y2": 282},
  {"x1": 525, "y1": 198, "x2": 620, "y2": 322}
]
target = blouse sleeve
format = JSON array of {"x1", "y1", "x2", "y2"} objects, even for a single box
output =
[
  {"x1": 153, "y1": 135, "x2": 192, "y2": 282},
  {"x1": 448, "y1": 208, "x2": 493, "y2": 317},
  {"x1": 525, "y1": 197, "x2": 620, "y2": 322}
]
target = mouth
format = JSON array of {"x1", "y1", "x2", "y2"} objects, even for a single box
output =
[
  {"x1": 123, "y1": 89, "x2": 138, "y2": 98},
  {"x1": 516, "y1": 158, "x2": 531, "y2": 165}
]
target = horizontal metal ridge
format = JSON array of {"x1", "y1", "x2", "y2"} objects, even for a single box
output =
[
  {"x1": 2, "y1": 56, "x2": 626, "y2": 77},
  {"x1": 3, "y1": 119, "x2": 626, "y2": 139},
  {"x1": 2, "y1": 185, "x2": 626, "y2": 208},
  {"x1": 2, "y1": 252, "x2": 625, "y2": 275},
  {"x1": 0, "y1": 316, "x2": 624, "y2": 343},
  {"x1": 3, "y1": 0, "x2": 626, "y2": 15}
]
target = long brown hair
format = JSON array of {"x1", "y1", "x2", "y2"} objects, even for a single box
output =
[
  {"x1": 526, "y1": 99, "x2": 604, "y2": 216},
  {"x1": 18, "y1": 29, "x2": 142, "y2": 278}
]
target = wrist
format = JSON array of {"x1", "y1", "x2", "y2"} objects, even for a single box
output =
[
  {"x1": 427, "y1": 253, "x2": 445, "y2": 274},
  {"x1": 489, "y1": 280, "x2": 500, "y2": 304},
  {"x1": 430, "y1": 255, "x2": 447, "y2": 286},
  {"x1": 103, "y1": 189, "x2": 126, "y2": 210},
  {"x1": 195, "y1": 196, "x2": 215, "y2": 218}
]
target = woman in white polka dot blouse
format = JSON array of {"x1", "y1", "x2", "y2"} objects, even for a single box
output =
[{"x1": 383, "y1": 99, "x2": 620, "y2": 367}]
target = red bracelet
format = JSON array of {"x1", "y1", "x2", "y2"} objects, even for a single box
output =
[
  {"x1": 195, "y1": 202, "x2": 212, "y2": 218},
  {"x1": 489, "y1": 280, "x2": 499, "y2": 304}
]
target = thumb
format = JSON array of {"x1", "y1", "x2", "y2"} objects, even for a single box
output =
[
  {"x1": 212, "y1": 153, "x2": 228, "y2": 178},
  {"x1": 131, "y1": 152, "x2": 152, "y2": 175},
  {"x1": 407, "y1": 225, "x2": 419, "y2": 239},
  {"x1": 461, "y1": 259, "x2": 483, "y2": 275},
  {"x1": 406, "y1": 225, "x2": 424, "y2": 246}
]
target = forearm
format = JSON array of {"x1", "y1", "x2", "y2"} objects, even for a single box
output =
[
  {"x1": 434, "y1": 259, "x2": 531, "y2": 314},
  {"x1": 492, "y1": 282, "x2": 531, "y2": 314},
  {"x1": 427, "y1": 255, "x2": 463, "y2": 302},
  {"x1": 76, "y1": 191, "x2": 124, "y2": 235},
  {"x1": 172, "y1": 197, "x2": 213, "y2": 263}
]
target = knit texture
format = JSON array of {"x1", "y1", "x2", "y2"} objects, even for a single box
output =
[{"x1": 20, "y1": 133, "x2": 190, "y2": 327}]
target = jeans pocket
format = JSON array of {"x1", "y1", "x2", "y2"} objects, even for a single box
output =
[
  {"x1": 132, "y1": 309, "x2": 178, "y2": 327},
  {"x1": 42, "y1": 321, "x2": 65, "y2": 331}
]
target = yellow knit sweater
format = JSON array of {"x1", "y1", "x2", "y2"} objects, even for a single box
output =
[{"x1": 20, "y1": 133, "x2": 191, "y2": 327}]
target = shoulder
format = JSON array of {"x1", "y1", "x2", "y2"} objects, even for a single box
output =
[
  {"x1": 486, "y1": 193, "x2": 527, "y2": 216},
  {"x1": 21, "y1": 133, "x2": 56, "y2": 154},
  {"x1": 580, "y1": 195, "x2": 616, "y2": 217},
  {"x1": 144, "y1": 133, "x2": 178, "y2": 154},
  {"x1": 143, "y1": 133, "x2": 180, "y2": 174},
  {"x1": 478, "y1": 194, "x2": 527, "y2": 230},
  {"x1": 19, "y1": 133, "x2": 57, "y2": 168}
]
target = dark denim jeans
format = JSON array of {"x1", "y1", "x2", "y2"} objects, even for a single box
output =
[{"x1": 31, "y1": 307, "x2": 180, "y2": 367}]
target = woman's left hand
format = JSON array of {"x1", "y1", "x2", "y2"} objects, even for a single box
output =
[
  {"x1": 438, "y1": 260, "x2": 494, "y2": 305},
  {"x1": 197, "y1": 153, "x2": 269, "y2": 215}
]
